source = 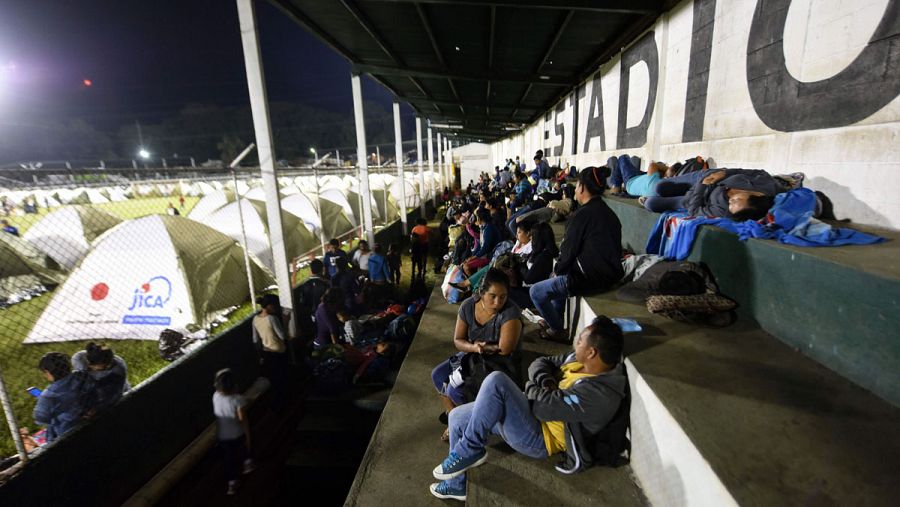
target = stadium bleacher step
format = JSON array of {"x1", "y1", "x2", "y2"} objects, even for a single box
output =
[
  {"x1": 603, "y1": 196, "x2": 900, "y2": 407},
  {"x1": 576, "y1": 294, "x2": 900, "y2": 506}
]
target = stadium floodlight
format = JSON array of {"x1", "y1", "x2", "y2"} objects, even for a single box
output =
[
  {"x1": 138, "y1": 149, "x2": 150, "y2": 159},
  {"x1": 309, "y1": 147, "x2": 318, "y2": 163}
]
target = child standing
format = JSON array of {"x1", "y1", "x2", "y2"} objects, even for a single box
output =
[
  {"x1": 387, "y1": 243, "x2": 402, "y2": 285},
  {"x1": 213, "y1": 369, "x2": 254, "y2": 495}
]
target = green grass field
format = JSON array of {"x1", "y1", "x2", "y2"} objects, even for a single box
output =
[
  {"x1": 0, "y1": 196, "x2": 203, "y2": 456},
  {"x1": 0, "y1": 195, "x2": 432, "y2": 457}
]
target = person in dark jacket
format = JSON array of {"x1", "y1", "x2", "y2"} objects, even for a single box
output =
[
  {"x1": 509, "y1": 222, "x2": 557, "y2": 310},
  {"x1": 642, "y1": 168, "x2": 779, "y2": 220},
  {"x1": 71, "y1": 342, "x2": 130, "y2": 412},
  {"x1": 294, "y1": 259, "x2": 331, "y2": 342},
  {"x1": 33, "y1": 352, "x2": 97, "y2": 443},
  {"x1": 429, "y1": 316, "x2": 628, "y2": 502},
  {"x1": 529, "y1": 167, "x2": 623, "y2": 342}
]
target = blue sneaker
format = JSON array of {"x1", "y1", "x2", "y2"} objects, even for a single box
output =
[
  {"x1": 432, "y1": 450, "x2": 487, "y2": 480},
  {"x1": 429, "y1": 480, "x2": 466, "y2": 501}
]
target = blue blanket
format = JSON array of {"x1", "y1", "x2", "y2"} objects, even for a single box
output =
[{"x1": 646, "y1": 188, "x2": 885, "y2": 260}]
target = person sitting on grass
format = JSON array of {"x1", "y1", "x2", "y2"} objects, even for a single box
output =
[
  {"x1": 71, "y1": 342, "x2": 130, "y2": 412},
  {"x1": 429, "y1": 316, "x2": 628, "y2": 502},
  {"x1": 33, "y1": 352, "x2": 97, "y2": 443}
]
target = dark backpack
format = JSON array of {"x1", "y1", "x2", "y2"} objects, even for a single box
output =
[
  {"x1": 584, "y1": 387, "x2": 630, "y2": 467},
  {"x1": 159, "y1": 329, "x2": 188, "y2": 361}
]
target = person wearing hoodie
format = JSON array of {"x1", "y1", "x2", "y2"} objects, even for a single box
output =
[
  {"x1": 33, "y1": 352, "x2": 97, "y2": 443},
  {"x1": 429, "y1": 316, "x2": 628, "y2": 502},
  {"x1": 643, "y1": 168, "x2": 780, "y2": 221},
  {"x1": 71, "y1": 342, "x2": 130, "y2": 411}
]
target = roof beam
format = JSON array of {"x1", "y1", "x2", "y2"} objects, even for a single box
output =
[
  {"x1": 414, "y1": 2, "x2": 464, "y2": 114},
  {"x1": 267, "y1": 0, "x2": 361, "y2": 63},
  {"x1": 353, "y1": 63, "x2": 574, "y2": 86},
  {"x1": 536, "y1": 10, "x2": 575, "y2": 74},
  {"x1": 340, "y1": 0, "x2": 402, "y2": 64},
  {"x1": 486, "y1": 5, "x2": 496, "y2": 117},
  {"x1": 404, "y1": 97, "x2": 541, "y2": 113},
  {"x1": 355, "y1": 0, "x2": 658, "y2": 14}
]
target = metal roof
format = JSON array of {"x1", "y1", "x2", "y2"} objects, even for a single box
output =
[{"x1": 269, "y1": 0, "x2": 671, "y2": 142}]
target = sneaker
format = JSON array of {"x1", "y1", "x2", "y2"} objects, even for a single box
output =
[
  {"x1": 520, "y1": 308, "x2": 543, "y2": 324},
  {"x1": 429, "y1": 481, "x2": 466, "y2": 501},
  {"x1": 432, "y1": 450, "x2": 487, "y2": 480},
  {"x1": 226, "y1": 480, "x2": 239, "y2": 496},
  {"x1": 242, "y1": 458, "x2": 256, "y2": 475}
]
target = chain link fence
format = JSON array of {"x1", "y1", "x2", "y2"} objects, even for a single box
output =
[{"x1": 0, "y1": 164, "x2": 440, "y2": 462}]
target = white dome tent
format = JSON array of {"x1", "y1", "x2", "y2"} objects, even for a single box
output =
[
  {"x1": 198, "y1": 198, "x2": 317, "y2": 272},
  {"x1": 23, "y1": 206, "x2": 123, "y2": 270},
  {"x1": 24, "y1": 215, "x2": 273, "y2": 343},
  {"x1": 187, "y1": 189, "x2": 235, "y2": 222}
]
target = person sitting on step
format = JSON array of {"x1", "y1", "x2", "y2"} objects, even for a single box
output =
[{"x1": 429, "y1": 316, "x2": 629, "y2": 502}]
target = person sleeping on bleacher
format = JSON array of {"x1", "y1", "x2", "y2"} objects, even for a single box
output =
[
  {"x1": 643, "y1": 168, "x2": 781, "y2": 221},
  {"x1": 428, "y1": 316, "x2": 629, "y2": 502}
]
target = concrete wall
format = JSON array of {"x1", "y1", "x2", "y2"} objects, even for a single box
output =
[
  {"x1": 450, "y1": 142, "x2": 492, "y2": 189},
  {"x1": 491, "y1": 0, "x2": 900, "y2": 229}
]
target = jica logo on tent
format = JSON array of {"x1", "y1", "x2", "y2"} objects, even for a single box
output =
[{"x1": 127, "y1": 276, "x2": 172, "y2": 311}]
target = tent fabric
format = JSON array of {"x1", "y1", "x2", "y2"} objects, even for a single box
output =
[
  {"x1": 24, "y1": 215, "x2": 273, "y2": 343},
  {"x1": 23, "y1": 206, "x2": 123, "y2": 270},
  {"x1": 187, "y1": 189, "x2": 235, "y2": 222},
  {"x1": 199, "y1": 198, "x2": 317, "y2": 271},
  {"x1": 0, "y1": 232, "x2": 66, "y2": 303},
  {"x1": 389, "y1": 177, "x2": 420, "y2": 208}
]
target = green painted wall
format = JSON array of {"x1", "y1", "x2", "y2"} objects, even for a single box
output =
[{"x1": 605, "y1": 197, "x2": 900, "y2": 406}]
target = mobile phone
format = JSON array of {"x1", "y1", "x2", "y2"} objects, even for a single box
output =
[{"x1": 26, "y1": 387, "x2": 42, "y2": 398}]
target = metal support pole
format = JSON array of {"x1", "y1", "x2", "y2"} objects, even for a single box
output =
[
  {"x1": 376, "y1": 146, "x2": 381, "y2": 168},
  {"x1": 427, "y1": 122, "x2": 435, "y2": 207},
  {"x1": 313, "y1": 167, "x2": 326, "y2": 256},
  {"x1": 236, "y1": 0, "x2": 296, "y2": 331},
  {"x1": 350, "y1": 73, "x2": 375, "y2": 245},
  {"x1": 393, "y1": 101, "x2": 408, "y2": 234},
  {"x1": 336, "y1": 149, "x2": 341, "y2": 166},
  {"x1": 448, "y1": 139, "x2": 454, "y2": 190},
  {"x1": 0, "y1": 365, "x2": 28, "y2": 462},
  {"x1": 437, "y1": 132, "x2": 443, "y2": 198},
  {"x1": 416, "y1": 117, "x2": 425, "y2": 216},
  {"x1": 232, "y1": 169, "x2": 257, "y2": 309}
]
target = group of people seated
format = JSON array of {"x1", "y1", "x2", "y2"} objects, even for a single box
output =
[
  {"x1": 268, "y1": 239, "x2": 426, "y2": 389},
  {"x1": 424, "y1": 148, "x2": 823, "y2": 501},
  {"x1": 25, "y1": 343, "x2": 130, "y2": 448}
]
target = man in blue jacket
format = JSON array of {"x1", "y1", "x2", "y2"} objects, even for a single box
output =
[{"x1": 429, "y1": 316, "x2": 629, "y2": 501}]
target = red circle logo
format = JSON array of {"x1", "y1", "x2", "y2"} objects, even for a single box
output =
[{"x1": 91, "y1": 283, "x2": 109, "y2": 301}]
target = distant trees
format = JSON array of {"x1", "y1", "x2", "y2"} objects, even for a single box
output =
[{"x1": 0, "y1": 100, "x2": 399, "y2": 166}]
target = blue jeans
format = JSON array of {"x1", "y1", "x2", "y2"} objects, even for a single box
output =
[
  {"x1": 529, "y1": 275, "x2": 568, "y2": 331},
  {"x1": 432, "y1": 356, "x2": 467, "y2": 406},
  {"x1": 643, "y1": 170, "x2": 711, "y2": 212},
  {"x1": 506, "y1": 204, "x2": 536, "y2": 237},
  {"x1": 608, "y1": 154, "x2": 644, "y2": 190},
  {"x1": 445, "y1": 372, "x2": 548, "y2": 489}
]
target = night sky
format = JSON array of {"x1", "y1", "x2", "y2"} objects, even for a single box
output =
[{"x1": 0, "y1": 0, "x2": 404, "y2": 131}]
